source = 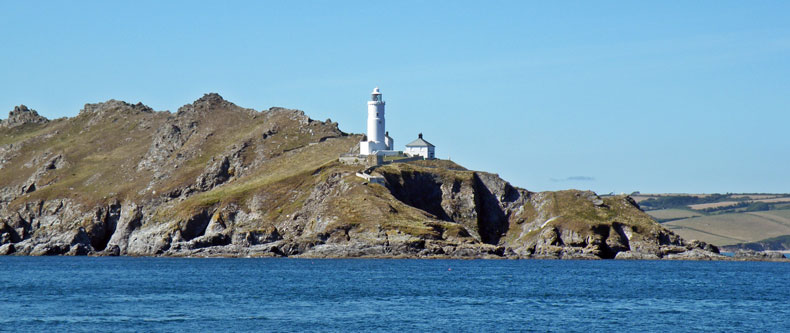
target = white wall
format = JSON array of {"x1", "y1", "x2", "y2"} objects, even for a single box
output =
[
  {"x1": 360, "y1": 141, "x2": 371, "y2": 155},
  {"x1": 405, "y1": 146, "x2": 434, "y2": 159},
  {"x1": 367, "y1": 101, "x2": 385, "y2": 144}
]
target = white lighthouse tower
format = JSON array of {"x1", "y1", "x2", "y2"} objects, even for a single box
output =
[{"x1": 360, "y1": 87, "x2": 393, "y2": 155}]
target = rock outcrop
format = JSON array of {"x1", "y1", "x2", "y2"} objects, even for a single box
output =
[
  {"x1": 1, "y1": 105, "x2": 49, "y2": 128},
  {"x1": 732, "y1": 249, "x2": 787, "y2": 260},
  {"x1": 0, "y1": 94, "x2": 769, "y2": 260}
]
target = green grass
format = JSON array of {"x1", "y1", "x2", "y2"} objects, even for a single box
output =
[
  {"x1": 0, "y1": 121, "x2": 57, "y2": 146},
  {"x1": 382, "y1": 155, "x2": 411, "y2": 162},
  {"x1": 406, "y1": 159, "x2": 468, "y2": 170}
]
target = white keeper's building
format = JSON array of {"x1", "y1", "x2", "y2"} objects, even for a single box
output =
[{"x1": 405, "y1": 133, "x2": 435, "y2": 159}]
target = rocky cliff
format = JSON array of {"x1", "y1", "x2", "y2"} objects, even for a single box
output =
[{"x1": 0, "y1": 94, "x2": 744, "y2": 259}]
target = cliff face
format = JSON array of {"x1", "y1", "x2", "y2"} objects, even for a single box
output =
[{"x1": 0, "y1": 95, "x2": 723, "y2": 259}]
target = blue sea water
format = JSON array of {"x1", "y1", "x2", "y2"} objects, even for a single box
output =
[{"x1": 1, "y1": 257, "x2": 789, "y2": 332}]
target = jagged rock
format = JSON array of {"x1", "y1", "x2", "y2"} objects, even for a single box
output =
[
  {"x1": 381, "y1": 167, "x2": 527, "y2": 245},
  {"x1": 604, "y1": 223, "x2": 631, "y2": 256},
  {"x1": 615, "y1": 251, "x2": 661, "y2": 260},
  {"x1": 665, "y1": 248, "x2": 726, "y2": 260},
  {"x1": 685, "y1": 239, "x2": 720, "y2": 253},
  {"x1": 1, "y1": 105, "x2": 49, "y2": 128},
  {"x1": 20, "y1": 153, "x2": 67, "y2": 194},
  {"x1": 179, "y1": 210, "x2": 211, "y2": 241},
  {"x1": 205, "y1": 211, "x2": 227, "y2": 236},
  {"x1": 170, "y1": 233, "x2": 231, "y2": 252},
  {"x1": 84, "y1": 203, "x2": 121, "y2": 251},
  {"x1": 67, "y1": 243, "x2": 91, "y2": 256},
  {"x1": 195, "y1": 156, "x2": 232, "y2": 191},
  {"x1": 137, "y1": 122, "x2": 196, "y2": 174},
  {"x1": 79, "y1": 99, "x2": 153, "y2": 117},
  {"x1": 104, "y1": 244, "x2": 121, "y2": 256},
  {"x1": 659, "y1": 245, "x2": 689, "y2": 256},
  {"x1": 734, "y1": 249, "x2": 786, "y2": 260},
  {"x1": 30, "y1": 243, "x2": 69, "y2": 256},
  {"x1": 0, "y1": 243, "x2": 14, "y2": 255},
  {"x1": 232, "y1": 227, "x2": 282, "y2": 246},
  {"x1": 178, "y1": 93, "x2": 238, "y2": 115},
  {"x1": 0, "y1": 222, "x2": 17, "y2": 244},
  {"x1": 105, "y1": 203, "x2": 143, "y2": 254},
  {"x1": 79, "y1": 100, "x2": 154, "y2": 127}
]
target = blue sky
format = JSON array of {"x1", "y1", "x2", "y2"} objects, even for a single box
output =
[{"x1": 1, "y1": 1, "x2": 788, "y2": 194}]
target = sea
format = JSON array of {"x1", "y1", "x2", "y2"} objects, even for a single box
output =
[{"x1": 1, "y1": 257, "x2": 789, "y2": 332}]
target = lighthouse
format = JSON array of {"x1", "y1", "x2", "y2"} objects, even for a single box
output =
[{"x1": 360, "y1": 87, "x2": 393, "y2": 155}]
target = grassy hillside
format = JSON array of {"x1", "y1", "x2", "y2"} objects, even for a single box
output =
[{"x1": 1, "y1": 95, "x2": 346, "y2": 208}]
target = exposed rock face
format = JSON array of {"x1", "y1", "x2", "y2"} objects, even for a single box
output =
[
  {"x1": 1, "y1": 105, "x2": 49, "y2": 128},
  {"x1": 0, "y1": 94, "x2": 756, "y2": 260}
]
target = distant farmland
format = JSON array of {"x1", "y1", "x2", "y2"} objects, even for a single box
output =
[
  {"x1": 630, "y1": 193, "x2": 790, "y2": 248},
  {"x1": 661, "y1": 210, "x2": 790, "y2": 246},
  {"x1": 645, "y1": 209, "x2": 702, "y2": 222}
]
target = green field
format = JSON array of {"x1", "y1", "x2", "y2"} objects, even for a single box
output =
[
  {"x1": 663, "y1": 209, "x2": 790, "y2": 246},
  {"x1": 645, "y1": 209, "x2": 702, "y2": 222},
  {"x1": 632, "y1": 193, "x2": 790, "y2": 248}
]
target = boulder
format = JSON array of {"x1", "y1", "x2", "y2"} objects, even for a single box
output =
[
  {"x1": 664, "y1": 248, "x2": 725, "y2": 260},
  {"x1": 66, "y1": 243, "x2": 91, "y2": 256},
  {"x1": 104, "y1": 244, "x2": 121, "y2": 256},
  {"x1": 30, "y1": 243, "x2": 69, "y2": 256},
  {"x1": 0, "y1": 243, "x2": 14, "y2": 255},
  {"x1": 614, "y1": 251, "x2": 660, "y2": 260},
  {"x1": 734, "y1": 249, "x2": 787, "y2": 260}
]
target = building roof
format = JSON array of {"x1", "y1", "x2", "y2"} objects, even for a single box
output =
[{"x1": 406, "y1": 133, "x2": 434, "y2": 147}]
